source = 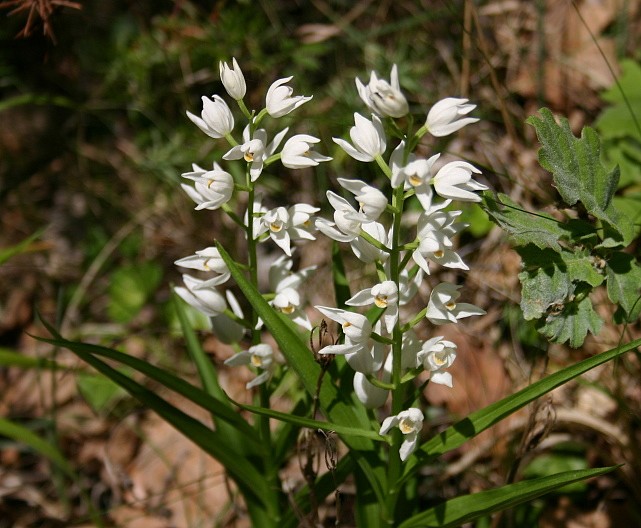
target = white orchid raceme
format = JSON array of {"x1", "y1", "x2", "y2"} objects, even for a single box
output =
[
  {"x1": 333, "y1": 113, "x2": 386, "y2": 162},
  {"x1": 174, "y1": 246, "x2": 230, "y2": 283},
  {"x1": 380, "y1": 408, "x2": 424, "y2": 461},
  {"x1": 425, "y1": 97, "x2": 479, "y2": 137},
  {"x1": 391, "y1": 155, "x2": 440, "y2": 210},
  {"x1": 337, "y1": 178, "x2": 388, "y2": 221},
  {"x1": 257, "y1": 204, "x2": 319, "y2": 256},
  {"x1": 426, "y1": 282, "x2": 486, "y2": 325},
  {"x1": 315, "y1": 307, "x2": 385, "y2": 374},
  {"x1": 224, "y1": 344, "x2": 274, "y2": 389},
  {"x1": 266, "y1": 77, "x2": 312, "y2": 118},
  {"x1": 268, "y1": 255, "x2": 315, "y2": 330},
  {"x1": 432, "y1": 161, "x2": 487, "y2": 202},
  {"x1": 355, "y1": 64, "x2": 408, "y2": 118},
  {"x1": 174, "y1": 274, "x2": 227, "y2": 317},
  {"x1": 187, "y1": 95, "x2": 234, "y2": 139},
  {"x1": 281, "y1": 134, "x2": 332, "y2": 169},
  {"x1": 416, "y1": 337, "x2": 458, "y2": 387},
  {"x1": 346, "y1": 281, "x2": 398, "y2": 334},
  {"x1": 224, "y1": 126, "x2": 289, "y2": 182},
  {"x1": 316, "y1": 191, "x2": 370, "y2": 242},
  {"x1": 180, "y1": 163, "x2": 234, "y2": 210},
  {"x1": 219, "y1": 57, "x2": 246, "y2": 100}
]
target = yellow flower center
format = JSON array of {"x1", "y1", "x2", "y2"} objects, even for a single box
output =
[
  {"x1": 251, "y1": 354, "x2": 263, "y2": 367},
  {"x1": 434, "y1": 249, "x2": 444, "y2": 258},
  {"x1": 270, "y1": 221, "x2": 283, "y2": 233},
  {"x1": 408, "y1": 174, "x2": 422, "y2": 187},
  {"x1": 399, "y1": 418, "x2": 414, "y2": 434},
  {"x1": 445, "y1": 301, "x2": 456, "y2": 311},
  {"x1": 202, "y1": 258, "x2": 211, "y2": 271},
  {"x1": 280, "y1": 304, "x2": 295, "y2": 315},
  {"x1": 244, "y1": 151, "x2": 254, "y2": 162},
  {"x1": 374, "y1": 294, "x2": 388, "y2": 308}
]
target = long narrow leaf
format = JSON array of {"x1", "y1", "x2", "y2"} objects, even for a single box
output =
[
  {"x1": 398, "y1": 466, "x2": 617, "y2": 528},
  {"x1": 172, "y1": 292, "x2": 254, "y2": 455},
  {"x1": 37, "y1": 335, "x2": 262, "y2": 451},
  {"x1": 403, "y1": 338, "x2": 641, "y2": 482},
  {"x1": 46, "y1": 338, "x2": 273, "y2": 507},
  {"x1": 0, "y1": 417, "x2": 74, "y2": 477},
  {"x1": 0, "y1": 348, "x2": 62, "y2": 370},
  {"x1": 217, "y1": 242, "x2": 388, "y2": 505},
  {"x1": 233, "y1": 399, "x2": 385, "y2": 441}
]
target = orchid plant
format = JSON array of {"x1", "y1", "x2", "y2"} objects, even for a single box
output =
[{"x1": 46, "y1": 58, "x2": 639, "y2": 527}]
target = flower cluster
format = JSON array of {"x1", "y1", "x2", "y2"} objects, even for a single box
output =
[
  {"x1": 175, "y1": 58, "x2": 331, "y2": 386},
  {"x1": 315, "y1": 65, "x2": 486, "y2": 461}
]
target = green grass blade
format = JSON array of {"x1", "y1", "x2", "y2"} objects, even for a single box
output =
[
  {"x1": 50, "y1": 341, "x2": 273, "y2": 508},
  {"x1": 0, "y1": 348, "x2": 62, "y2": 370},
  {"x1": 398, "y1": 466, "x2": 617, "y2": 528},
  {"x1": 0, "y1": 229, "x2": 45, "y2": 265},
  {"x1": 0, "y1": 417, "x2": 74, "y2": 477},
  {"x1": 216, "y1": 242, "x2": 388, "y2": 505},
  {"x1": 403, "y1": 338, "x2": 641, "y2": 481},
  {"x1": 37, "y1": 335, "x2": 261, "y2": 451},
  {"x1": 233, "y1": 399, "x2": 385, "y2": 441}
]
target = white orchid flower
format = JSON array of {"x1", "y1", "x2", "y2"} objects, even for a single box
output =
[
  {"x1": 425, "y1": 97, "x2": 479, "y2": 137},
  {"x1": 186, "y1": 95, "x2": 234, "y2": 139},
  {"x1": 180, "y1": 162, "x2": 234, "y2": 210},
  {"x1": 174, "y1": 246, "x2": 230, "y2": 283},
  {"x1": 266, "y1": 76, "x2": 312, "y2": 118},
  {"x1": 258, "y1": 204, "x2": 319, "y2": 256},
  {"x1": 379, "y1": 408, "x2": 424, "y2": 461},
  {"x1": 268, "y1": 255, "x2": 316, "y2": 330},
  {"x1": 316, "y1": 191, "x2": 370, "y2": 242},
  {"x1": 224, "y1": 126, "x2": 289, "y2": 182},
  {"x1": 416, "y1": 337, "x2": 458, "y2": 388},
  {"x1": 355, "y1": 64, "x2": 409, "y2": 118},
  {"x1": 211, "y1": 290, "x2": 245, "y2": 344},
  {"x1": 224, "y1": 344, "x2": 273, "y2": 389},
  {"x1": 315, "y1": 307, "x2": 384, "y2": 374},
  {"x1": 281, "y1": 134, "x2": 332, "y2": 169},
  {"x1": 426, "y1": 282, "x2": 486, "y2": 325},
  {"x1": 219, "y1": 57, "x2": 246, "y2": 100},
  {"x1": 346, "y1": 281, "x2": 398, "y2": 334},
  {"x1": 350, "y1": 221, "x2": 391, "y2": 263},
  {"x1": 333, "y1": 113, "x2": 386, "y2": 162},
  {"x1": 392, "y1": 155, "x2": 440, "y2": 210},
  {"x1": 174, "y1": 274, "x2": 226, "y2": 317},
  {"x1": 353, "y1": 371, "x2": 389, "y2": 409},
  {"x1": 337, "y1": 178, "x2": 387, "y2": 221},
  {"x1": 432, "y1": 160, "x2": 487, "y2": 202}
]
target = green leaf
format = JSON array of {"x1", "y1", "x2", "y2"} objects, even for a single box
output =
[
  {"x1": 606, "y1": 252, "x2": 641, "y2": 322},
  {"x1": 522, "y1": 452, "x2": 589, "y2": 493},
  {"x1": 397, "y1": 466, "x2": 617, "y2": 528},
  {"x1": 38, "y1": 334, "x2": 261, "y2": 451},
  {"x1": 0, "y1": 348, "x2": 61, "y2": 370},
  {"x1": 76, "y1": 371, "x2": 128, "y2": 413},
  {"x1": 0, "y1": 417, "x2": 74, "y2": 477},
  {"x1": 216, "y1": 242, "x2": 388, "y2": 506},
  {"x1": 527, "y1": 108, "x2": 630, "y2": 243},
  {"x1": 481, "y1": 193, "x2": 592, "y2": 252},
  {"x1": 0, "y1": 229, "x2": 45, "y2": 265},
  {"x1": 536, "y1": 292, "x2": 603, "y2": 348},
  {"x1": 44, "y1": 337, "x2": 273, "y2": 508},
  {"x1": 233, "y1": 399, "x2": 385, "y2": 441},
  {"x1": 401, "y1": 337, "x2": 641, "y2": 481},
  {"x1": 600, "y1": 59, "x2": 641, "y2": 106},
  {"x1": 517, "y1": 245, "x2": 604, "y2": 321},
  {"x1": 108, "y1": 262, "x2": 163, "y2": 322}
]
